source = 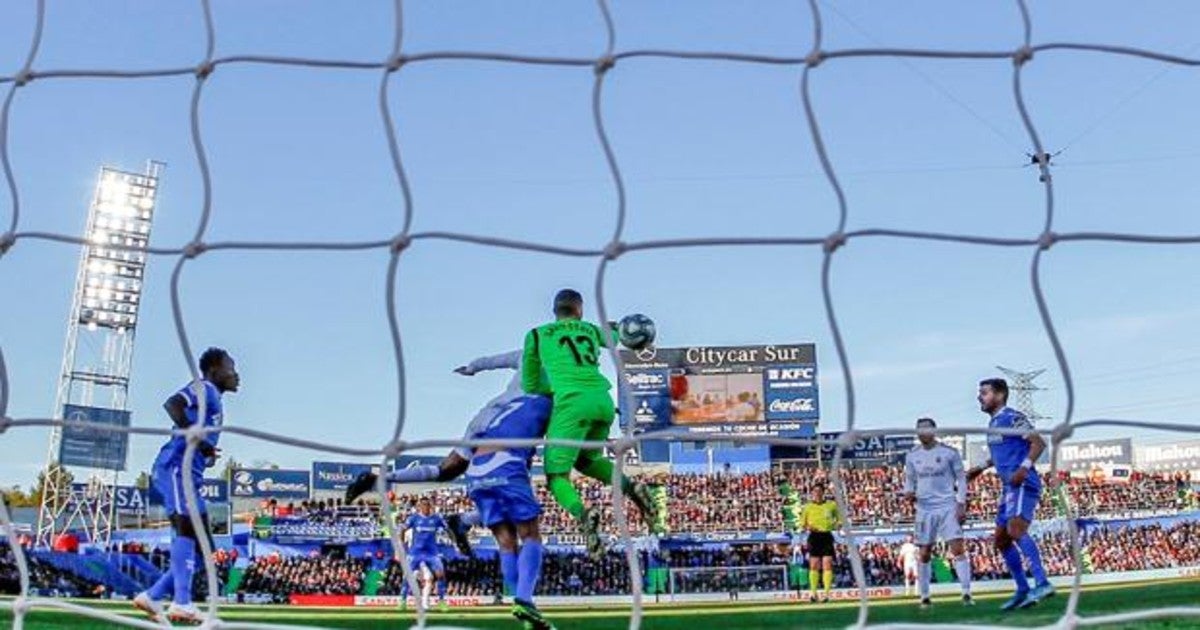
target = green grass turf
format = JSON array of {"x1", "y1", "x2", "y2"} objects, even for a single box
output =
[{"x1": 3, "y1": 578, "x2": 1198, "y2": 629}]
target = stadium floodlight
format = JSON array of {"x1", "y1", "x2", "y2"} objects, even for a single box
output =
[
  {"x1": 77, "y1": 168, "x2": 157, "y2": 331},
  {"x1": 35, "y1": 161, "x2": 164, "y2": 549}
]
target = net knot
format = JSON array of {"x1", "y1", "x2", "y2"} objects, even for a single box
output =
[
  {"x1": 383, "y1": 438, "x2": 408, "y2": 459},
  {"x1": 594, "y1": 56, "x2": 616, "y2": 75},
  {"x1": 386, "y1": 54, "x2": 407, "y2": 73},
  {"x1": 805, "y1": 50, "x2": 825, "y2": 68},
  {"x1": 14, "y1": 70, "x2": 34, "y2": 87},
  {"x1": 1051, "y1": 421, "x2": 1073, "y2": 445},
  {"x1": 183, "y1": 240, "x2": 208, "y2": 259},
  {"x1": 603, "y1": 240, "x2": 626, "y2": 260},
  {"x1": 390, "y1": 234, "x2": 411, "y2": 253},
  {"x1": 823, "y1": 231, "x2": 846, "y2": 254},
  {"x1": 0, "y1": 231, "x2": 15, "y2": 257},
  {"x1": 1013, "y1": 46, "x2": 1034, "y2": 66},
  {"x1": 195, "y1": 61, "x2": 215, "y2": 79},
  {"x1": 1038, "y1": 230, "x2": 1058, "y2": 250}
]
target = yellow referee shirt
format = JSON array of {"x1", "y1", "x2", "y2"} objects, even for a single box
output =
[{"x1": 800, "y1": 500, "x2": 840, "y2": 533}]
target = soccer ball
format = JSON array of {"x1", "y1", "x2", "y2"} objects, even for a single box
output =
[{"x1": 618, "y1": 313, "x2": 656, "y2": 350}]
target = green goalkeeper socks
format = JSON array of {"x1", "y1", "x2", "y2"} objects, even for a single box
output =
[{"x1": 547, "y1": 474, "x2": 585, "y2": 520}]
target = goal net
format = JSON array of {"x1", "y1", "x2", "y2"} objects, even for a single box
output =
[{"x1": 1, "y1": 1, "x2": 1199, "y2": 629}]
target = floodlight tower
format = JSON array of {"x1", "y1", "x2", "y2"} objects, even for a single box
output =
[{"x1": 35, "y1": 162, "x2": 163, "y2": 547}]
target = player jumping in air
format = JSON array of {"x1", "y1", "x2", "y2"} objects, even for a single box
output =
[
  {"x1": 463, "y1": 390, "x2": 556, "y2": 629},
  {"x1": 967, "y1": 378, "x2": 1055, "y2": 611},
  {"x1": 344, "y1": 349, "x2": 533, "y2": 556},
  {"x1": 133, "y1": 348, "x2": 239, "y2": 625},
  {"x1": 903, "y1": 417, "x2": 974, "y2": 609},
  {"x1": 521, "y1": 289, "x2": 663, "y2": 557},
  {"x1": 398, "y1": 497, "x2": 453, "y2": 612}
]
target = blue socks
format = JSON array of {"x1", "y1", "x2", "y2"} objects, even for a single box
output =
[
  {"x1": 500, "y1": 550, "x2": 518, "y2": 596},
  {"x1": 146, "y1": 571, "x2": 173, "y2": 600},
  {"x1": 170, "y1": 535, "x2": 196, "y2": 606},
  {"x1": 437, "y1": 578, "x2": 447, "y2": 601},
  {"x1": 516, "y1": 538, "x2": 544, "y2": 604},
  {"x1": 1017, "y1": 534, "x2": 1049, "y2": 585},
  {"x1": 1001, "y1": 544, "x2": 1029, "y2": 593},
  {"x1": 387, "y1": 464, "x2": 440, "y2": 484}
]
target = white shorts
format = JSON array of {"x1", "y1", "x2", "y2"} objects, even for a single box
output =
[{"x1": 915, "y1": 505, "x2": 962, "y2": 546}]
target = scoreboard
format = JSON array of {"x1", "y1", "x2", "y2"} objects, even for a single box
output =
[{"x1": 617, "y1": 343, "x2": 819, "y2": 438}]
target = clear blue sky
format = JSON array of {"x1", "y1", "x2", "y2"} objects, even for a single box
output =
[{"x1": 2, "y1": 1, "x2": 1199, "y2": 486}]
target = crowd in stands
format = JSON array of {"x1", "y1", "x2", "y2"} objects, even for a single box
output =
[
  {"x1": 0, "y1": 543, "x2": 106, "y2": 598},
  {"x1": 235, "y1": 518, "x2": 1200, "y2": 598},
  {"x1": 380, "y1": 468, "x2": 1187, "y2": 538},
  {"x1": 221, "y1": 464, "x2": 1192, "y2": 541},
  {"x1": 1085, "y1": 521, "x2": 1200, "y2": 573},
  {"x1": 237, "y1": 554, "x2": 367, "y2": 603},
  {"x1": 5, "y1": 518, "x2": 1198, "y2": 601},
  {"x1": 254, "y1": 498, "x2": 374, "y2": 521},
  {"x1": 377, "y1": 550, "x2": 635, "y2": 598}
]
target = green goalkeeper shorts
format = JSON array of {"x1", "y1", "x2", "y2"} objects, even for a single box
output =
[{"x1": 542, "y1": 390, "x2": 615, "y2": 476}]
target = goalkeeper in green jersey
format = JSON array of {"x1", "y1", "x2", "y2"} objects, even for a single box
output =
[{"x1": 522, "y1": 289, "x2": 663, "y2": 557}]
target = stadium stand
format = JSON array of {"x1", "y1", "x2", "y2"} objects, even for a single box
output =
[{"x1": 1, "y1": 542, "x2": 107, "y2": 598}]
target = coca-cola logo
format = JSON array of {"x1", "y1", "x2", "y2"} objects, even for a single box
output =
[{"x1": 769, "y1": 398, "x2": 815, "y2": 413}]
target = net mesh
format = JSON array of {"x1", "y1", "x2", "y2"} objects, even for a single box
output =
[{"x1": 0, "y1": 0, "x2": 1198, "y2": 628}]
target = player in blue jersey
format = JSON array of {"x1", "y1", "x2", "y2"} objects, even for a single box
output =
[
  {"x1": 133, "y1": 347, "x2": 239, "y2": 625},
  {"x1": 966, "y1": 378, "x2": 1055, "y2": 611},
  {"x1": 399, "y1": 496, "x2": 452, "y2": 612},
  {"x1": 344, "y1": 350, "x2": 535, "y2": 556},
  {"x1": 464, "y1": 392, "x2": 554, "y2": 630}
]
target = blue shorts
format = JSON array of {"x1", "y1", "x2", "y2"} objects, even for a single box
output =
[
  {"x1": 408, "y1": 553, "x2": 444, "y2": 574},
  {"x1": 996, "y1": 484, "x2": 1039, "y2": 527},
  {"x1": 469, "y1": 479, "x2": 542, "y2": 528},
  {"x1": 153, "y1": 462, "x2": 206, "y2": 517}
]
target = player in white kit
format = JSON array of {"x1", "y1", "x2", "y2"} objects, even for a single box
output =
[
  {"x1": 898, "y1": 536, "x2": 919, "y2": 596},
  {"x1": 903, "y1": 417, "x2": 974, "y2": 609}
]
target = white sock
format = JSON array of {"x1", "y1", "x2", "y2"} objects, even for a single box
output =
[
  {"x1": 955, "y1": 556, "x2": 972, "y2": 595},
  {"x1": 918, "y1": 562, "x2": 931, "y2": 599},
  {"x1": 387, "y1": 464, "x2": 440, "y2": 484}
]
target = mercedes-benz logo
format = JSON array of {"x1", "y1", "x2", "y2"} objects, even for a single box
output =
[{"x1": 636, "y1": 346, "x2": 657, "y2": 362}]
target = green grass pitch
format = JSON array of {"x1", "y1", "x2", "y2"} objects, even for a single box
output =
[{"x1": 4, "y1": 578, "x2": 1198, "y2": 629}]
